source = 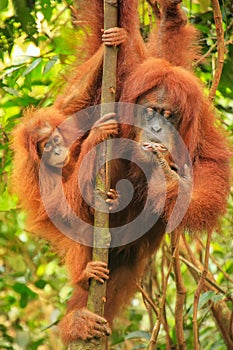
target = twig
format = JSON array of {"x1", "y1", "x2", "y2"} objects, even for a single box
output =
[
  {"x1": 161, "y1": 243, "x2": 173, "y2": 349},
  {"x1": 137, "y1": 282, "x2": 159, "y2": 316},
  {"x1": 180, "y1": 235, "x2": 233, "y2": 348},
  {"x1": 195, "y1": 42, "x2": 217, "y2": 65},
  {"x1": 196, "y1": 236, "x2": 233, "y2": 284},
  {"x1": 142, "y1": 258, "x2": 157, "y2": 332},
  {"x1": 193, "y1": 230, "x2": 212, "y2": 350},
  {"x1": 225, "y1": 39, "x2": 233, "y2": 46},
  {"x1": 148, "y1": 246, "x2": 173, "y2": 350},
  {"x1": 179, "y1": 256, "x2": 232, "y2": 298},
  {"x1": 171, "y1": 230, "x2": 187, "y2": 350},
  {"x1": 209, "y1": 0, "x2": 225, "y2": 101}
]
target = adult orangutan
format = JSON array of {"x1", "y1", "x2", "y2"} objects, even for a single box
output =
[{"x1": 12, "y1": 0, "x2": 231, "y2": 345}]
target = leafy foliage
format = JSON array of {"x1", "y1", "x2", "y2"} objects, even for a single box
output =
[{"x1": 0, "y1": 0, "x2": 232, "y2": 349}]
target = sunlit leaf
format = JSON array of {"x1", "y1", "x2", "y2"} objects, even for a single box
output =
[
  {"x1": 2, "y1": 86, "x2": 20, "y2": 97},
  {"x1": 199, "y1": 0, "x2": 211, "y2": 12},
  {"x1": 22, "y1": 58, "x2": 42, "y2": 77},
  {"x1": 43, "y1": 55, "x2": 59, "y2": 74},
  {"x1": 0, "y1": 0, "x2": 8, "y2": 11}
]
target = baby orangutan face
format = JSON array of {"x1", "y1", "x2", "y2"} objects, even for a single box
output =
[{"x1": 37, "y1": 128, "x2": 70, "y2": 169}]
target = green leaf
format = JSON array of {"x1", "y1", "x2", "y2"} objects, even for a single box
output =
[
  {"x1": 35, "y1": 279, "x2": 47, "y2": 289},
  {"x1": 2, "y1": 86, "x2": 20, "y2": 97},
  {"x1": 43, "y1": 55, "x2": 59, "y2": 74},
  {"x1": 24, "y1": 74, "x2": 32, "y2": 91},
  {"x1": 19, "y1": 293, "x2": 28, "y2": 308},
  {"x1": 1, "y1": 64, "x2": 24, "y2": 78},
  {"x1": 29, "y1": 339, "x2": 45, "y2": 350},
  {"x1": 6, "y1": 296, "x2": 17, "y2": 305},
  {"x1": 13, "y1": 283, "x2": 36, "y2": 297},
  {"x1": 125, "y1": 331, "x2": 151, "y2": 340},
  {"x1": 198, "y1": 291, "x2": 216, "y2": 309},
  {"x1": 199, "y1": 0, "x2": 210, "y2": 12},
  {"x1": 0, "y1": 0, "x2": 8, "y2": 11},
  {"x1": 0, "y1": 190, "x2": 18, "y2": 210},
  {"x1": 12, "y1": 0, "x2": 36, "y2": 37},
  {"x1": 22, "y1": 58, "x2": 42, "y2": 77},
  {"x1": 41, "y1": 0, "x2": 53, "y2": 21},
  {"x1": 211, "y1": 294, "x2": 224, "y2": 303},
  {"x1": 13, "y1": 282, "x2": 37, "y2": 308},
  {"x1": 188, "y1": 291, "x2": 223, "y2": 316},
  {"x1": 5, "y1": 255, "x2": 26, "y2": 272}
]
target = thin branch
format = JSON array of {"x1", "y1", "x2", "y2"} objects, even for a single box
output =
[
  {"x1": 161, "y1": 243, "x2": 173, "y2": 349},
  {"x1": 137, "y1": 282, "x2": 159, "y2": 316},
  {"x1": 179, "y1": 256, "x2": 232, "y2": 298},
  {"x1": 193, "y1": 230, "x2": 212, "y2": 350},
  {"x1": 171, "y1": 230, "x2": 187, "y2": 350},
  {"x1": 209, "y1": 0, "x2": 225, "y2": 101},
  {"x1": 142, "y1": 258, "x2": 157, "y2": 332},
  {"x1": 180, "y1": 235, "x2": 233, "y2": 348},
  {"x1": 196, "y1": 237, "x2": 233, "y2": 284},
  {"x1": 225, "y1": 39, "x2": 233, "y2": 46},
  {"x1": 148, "y1": 245, "x2": 174, "y2": 350},
  {"x1": 195, "y1": 42, "x2": 217, "y2": 65},
  {"x1": 138, "y1": 259, "x2": 173, "y2": 348},
  {"x1": 195, "y1": 37, "x2": 232, "y2": 66}
]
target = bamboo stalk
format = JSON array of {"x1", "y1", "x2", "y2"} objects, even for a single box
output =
[{"x1": 68, "y1": 1, "x2": 118, "y2": 349}]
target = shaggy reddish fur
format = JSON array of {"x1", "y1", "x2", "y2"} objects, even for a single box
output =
[{"x1": 12, "y1": 0, "x2": 231, "y2": 345}]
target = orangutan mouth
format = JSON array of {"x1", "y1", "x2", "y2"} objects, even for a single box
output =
[{"x1": 142, "y1": 142, "x2": 168, "y2": 153}]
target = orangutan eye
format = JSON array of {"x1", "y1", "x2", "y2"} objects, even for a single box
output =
[
  {"x1": 44, "y1": 142, "x2": 52, "y2": 152},
  {"x1": 144, "y1": 107, "x2": 154, "y2": 120},
  {"x1": 163, "y1": 110, "x2": 172, "y2": 119},
  {"x1": 53, "y1": 135, "x2": 61, "y2": 144}
]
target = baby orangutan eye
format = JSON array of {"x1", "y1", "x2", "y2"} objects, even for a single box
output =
[
  {"x1": 53, "y1": 135, "x2": 61, "y2": 144},
  {"x1": 44, "y1": 142, "x2": 52, "y2": 152}
]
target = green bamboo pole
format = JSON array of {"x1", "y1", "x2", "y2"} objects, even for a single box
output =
[{"x1": 68, "y1": 1, "x2": 118, "y2": 349}]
